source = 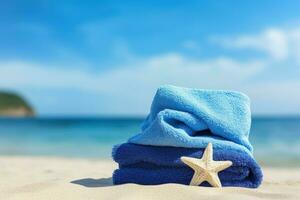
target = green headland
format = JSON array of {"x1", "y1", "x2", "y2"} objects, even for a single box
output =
[{"x1": 0, "y1": 92, "x2": 35, "y2": 117}]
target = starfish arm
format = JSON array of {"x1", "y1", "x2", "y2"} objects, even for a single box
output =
[
  {"x1": 202, "y1": 143, "x2": 213, "y2": 163},
  {"x1": 189, "y1": 171, "x2": 207, "y2": 186},
  {"x1": 181, "y1": 157, "x2": 204, "y2": 171},
  {"x1": 207, "y1": 173, "x2": 222, "y2": 188},
  {"x1": 213, "y1": 161, "x2": 233, "y2": 172}
]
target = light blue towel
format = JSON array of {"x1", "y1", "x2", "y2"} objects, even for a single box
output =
[{"x1": 129, "y1": 85, "x2": 253, "y2": 155}]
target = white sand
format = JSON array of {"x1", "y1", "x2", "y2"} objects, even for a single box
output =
[{"x1": 0, "y1": 156, "x2": 299, "y2": 200}]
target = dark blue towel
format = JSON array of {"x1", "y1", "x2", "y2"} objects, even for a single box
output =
[{"x1": 112, "y1": 143, "x2": 263, "y2": 188}]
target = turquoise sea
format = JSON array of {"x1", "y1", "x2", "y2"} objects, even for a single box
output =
[{"x1": 0, "y1": 117, "x2": 299, "y2": 166}]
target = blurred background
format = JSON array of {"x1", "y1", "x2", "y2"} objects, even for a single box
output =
[{"x1": 0, "y1": 1, "x2": 299, "y2": 166}]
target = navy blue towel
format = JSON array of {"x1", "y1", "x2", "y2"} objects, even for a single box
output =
[{"x1": 112, "y1": 143, "x2": 263, "y2": 188}]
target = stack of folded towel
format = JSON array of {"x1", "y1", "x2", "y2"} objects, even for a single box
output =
[{"x1": 112, "y1": 85, "x2": 263, "y2": 188}]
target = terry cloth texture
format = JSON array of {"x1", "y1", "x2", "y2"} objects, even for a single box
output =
[
  {"x1": 112, "y1": 143, "x2": 263, "y2": 188},
  {"x1": 112, "y1": 85, "x2": 263, "y2": 188},
  {"x1": 129, "y1": 85, "x2": 252, "y2": 155}
]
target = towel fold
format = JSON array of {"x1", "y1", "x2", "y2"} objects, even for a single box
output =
[
  {"x1": 128, "y1": 85, "x2": 252, "y2": 155},
  {"x1": 112, "y1": 143, "x2": 263, "y2": 188},
  {"x1": 112, "y1": 85, "x2": 263, "y2": 188}
]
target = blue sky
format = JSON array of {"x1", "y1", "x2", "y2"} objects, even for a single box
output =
[{"x1": 1, "y1": 0, "x2": 300, "y2": 116}]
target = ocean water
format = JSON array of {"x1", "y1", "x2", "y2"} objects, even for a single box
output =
[{"x1": 0, "y1": 117, "x2": 299, "y2": 166}]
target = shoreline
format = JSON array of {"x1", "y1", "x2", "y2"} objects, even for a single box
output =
[{"x1": 1, "y1": 156, "x2": 299, "y2": 200}]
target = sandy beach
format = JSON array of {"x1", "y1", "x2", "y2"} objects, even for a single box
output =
[{"x1": 0, "y1": 156, "x2": 299, "y2": 200}]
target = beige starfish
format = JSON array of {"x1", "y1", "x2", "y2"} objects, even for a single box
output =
[{"x1": 181, "y1": 143, "x2": 232, "y2": 187}]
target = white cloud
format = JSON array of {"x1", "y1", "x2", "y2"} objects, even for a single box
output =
[
  {"x1": 244, "y1": 80, "x2": 300, "y2": 115},
  {"x1": 213, "y1": 27, "x2": 300, "y2": 62},
  {"x1": 0, "y1": 54, "x2": 267, "y2": 115},
  {"x1": 0, "y1": 61, "x2": 100, "y2": 92},
  {"x1": 0, "y1": 54, "x2": 265, "y2": 92},
  {"x1": 1, "y1": 53, "x2": 300, "y2": 115}
]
